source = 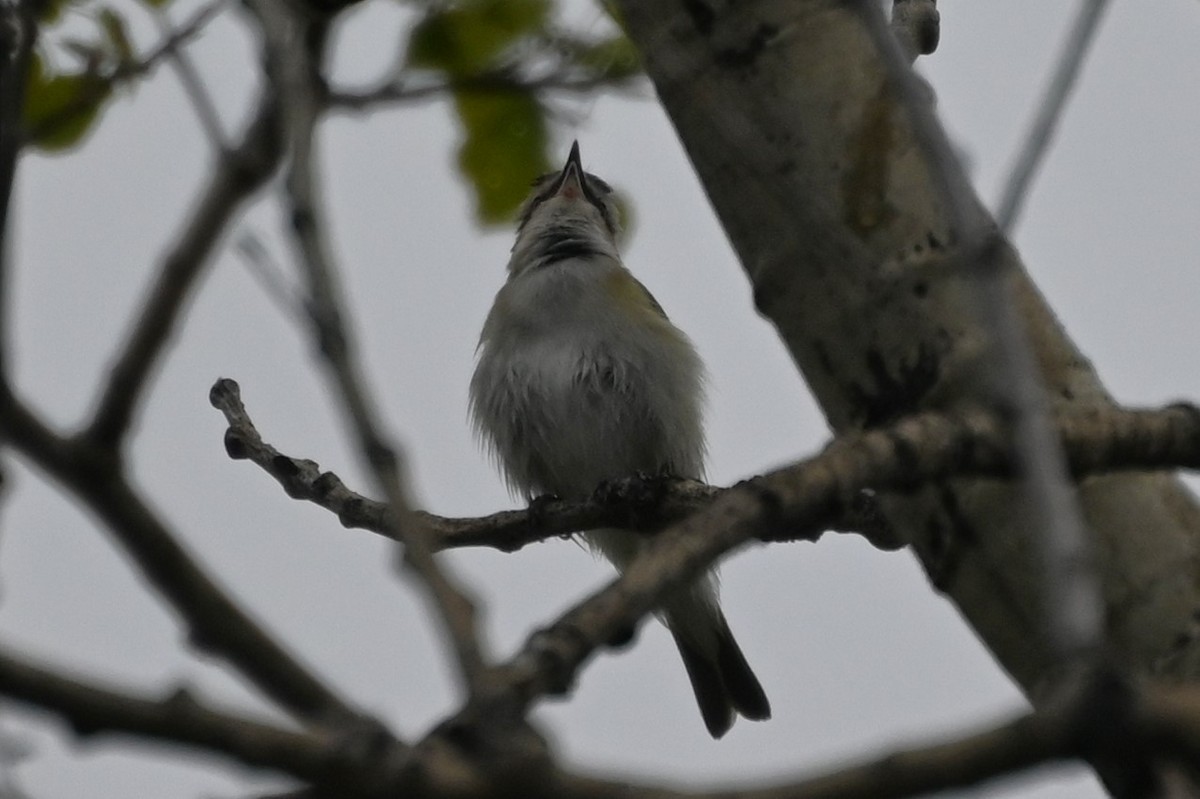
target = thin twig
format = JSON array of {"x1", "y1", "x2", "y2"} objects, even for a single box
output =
[
  {"x1": 253, "y1": 0, "x2": 489, "y2": 693},
  {"x1": 84, "y1": 80, "x2": 282, "y2": 448},
  {"x1": 234, "y1": 230, "x2": 309, "y2": 325},
  {"x1": 995, "y1": 0, "x2": 1113, "y2": 233},
  {"x1": 150, "y1": 0, "x2": 230, "y2": 150},
  {"x1": 119, "y1": 0, "x2": 230, "y2": 82},
  {"x1": 19, "y1": 0, "x2": 228, "y2": 148}
]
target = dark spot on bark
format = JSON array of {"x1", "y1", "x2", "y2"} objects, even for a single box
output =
[
  {"x1": 912, "y1": 281, "x2": 929, "y2": 298},
  {"x1": 937, "y1": 485, "x2": 978, "y2": 548},
  {"x1": 1061, "y1": 387, "x2": 1075, "y2": 401},
  {"x1": 606, "y1": 623, "x2": 637, "y2": 649},
  {"x1": 1173, "y1": 632, "x2": 1193, "y2": 650},
  {"x1": 885, "y1": 431, "x2": 921, "y2": 489},
  {"x1": 715, "y1": 24, "x2": 777, "y2": 69},
  {"x1": 927, "y1": 231, "x2": 943, "y2": 250},
  {"x1": 313, "y1": 471, "x2": 339, "y2": 498},
  {"x1": 223, "y1": 429, "x2": 248, "y2": 459},
  {"x1": 272, "y1": 454, "x2": 300, "y2": 477},
  {"x1": 913, "y1": 242, "x2": 925, "y2": 254},
  {"x1": 682, "y1": 0, "x2": 715, "y2": 35},
  {"x1": 854, "y1": 344, "x2": 942, "y2": 427}
]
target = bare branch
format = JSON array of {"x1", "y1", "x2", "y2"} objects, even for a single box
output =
[
  {"x1": 211, "y1": 376, "x2": 1200, "y2": 558},
  {"x1": 1, "y1": 388, "x2": 383, "y2": 732},
  {"x1": 150, "y1": 0, "x2": 232, "y2": 150},
  {"x1": 996, "y1": 0, "x2": 1114, "y2": 233},
  {"x1": 120, "y1": 0, "x2": 230, "y2": 83},
  {"x1": 85, "y1": 84, "x2": 282, "y2": 448},
  {"x1": 0, "y1": 643, "x2": 363, "y2": 785},
  {"x1": 252, "y1": 0, "x2": 489, "y2": 693}
]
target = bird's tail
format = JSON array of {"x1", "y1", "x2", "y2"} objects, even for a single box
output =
[
  {"x1": 584, "y1": 528, "x2": 769, "y2": 737},
  {"x1": 662, "y1": 589, "x2": 771, "y2": 738}
]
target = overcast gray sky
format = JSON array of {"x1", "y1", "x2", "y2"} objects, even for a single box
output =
[{"x1": 4, "y1": 1, "x2": 1200, "y2": 796}]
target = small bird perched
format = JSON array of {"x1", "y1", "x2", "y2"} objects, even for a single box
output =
[{"x1": 469, "y1": 142, "x2": 770, "y2": 737}]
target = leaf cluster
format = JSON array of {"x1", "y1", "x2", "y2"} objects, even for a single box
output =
[
  {"x1": 23, "y1": 0, "x2": 173, "y2": 151},
  {"x1": 405, "y1": 0, "x2": 640, "y2": 222}
]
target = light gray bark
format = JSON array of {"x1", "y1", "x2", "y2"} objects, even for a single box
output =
[{"x1": 614, "y1": 0, "x2": 1200, "y2": 695}]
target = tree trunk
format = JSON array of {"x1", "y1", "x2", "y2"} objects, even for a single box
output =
[{"x1": 615, "y1": 0, "x2": 1200, "y2": 696}]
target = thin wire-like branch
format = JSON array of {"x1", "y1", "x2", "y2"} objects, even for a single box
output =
[
  {"x1": 0, "y1": 643, "x2": 364, "y2": 785},
  {"x1": 253, "y1": 0, "x2": 488, "y2": 693},
  {"x1": 84, "y1": 78, "x2": 282, "y2": 449},
  {"x1": 120, "y1": 0, "x2": 230, "y2": 82},
  {"x1": 859, "y1": 5, "x2": 1106, "y2": 665},
  {"x1": 151, "y1": 0, "x2": 230, "y2": 150},
  {"x1": 995, "y1": 0, "x2": 1113, "y2": 233},
  {"x1": 234, "y1": 230, "x2": 309, "y2": 325},
  {"x1": 1, "y1": 387, "x2": 381, "y2": 732}
]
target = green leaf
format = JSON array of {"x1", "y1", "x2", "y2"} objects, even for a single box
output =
[
  {"x1": 38, "y1": 0, "x2": 72, "y2": 25},
  {"x1": 23, "y1": 54, "x2": 112, "y2": 152},
  {"x1": 454, "y1": 90, "x2": 549, "y2": 224},
  {"x1": 408, "y1": 0, "x2": 550, "y2": 75},
  {"x1": 99, "y1": 7, "x2": 134, "y2": 64},
  {"x1": 575, "y1": 35, "x2": 641, "y2": 81}
]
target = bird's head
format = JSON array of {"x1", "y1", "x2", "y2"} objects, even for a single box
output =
[{"x1": 508, "y1": 141, "x2": 622, "y2": 275}]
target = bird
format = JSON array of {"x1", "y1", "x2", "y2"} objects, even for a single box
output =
[{"x1": 468, "y1": 141, "x2": 770, "y2": 737}]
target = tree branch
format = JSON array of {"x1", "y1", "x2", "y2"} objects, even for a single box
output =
[
  {"x1": 252, "y1": 0, "x2": 489, "y2": 694},
  {"x1": 10, "y1": 616, "x2": 1200, "y2": 799},
  {"x1": 84, "y1": 58, "x2": 282, "y2": 449},
  {"x1": 151, "y1": 0, "x2": 231, "y2": 150},
  {"x1": 212, "y1": 375, "x2": 1200, "y2": 558}
]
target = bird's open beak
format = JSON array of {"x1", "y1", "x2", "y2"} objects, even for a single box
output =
[{"x1": 553, "y1": 141, "x2": 585, "y2": 200}]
